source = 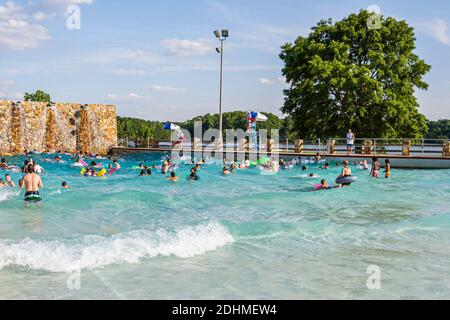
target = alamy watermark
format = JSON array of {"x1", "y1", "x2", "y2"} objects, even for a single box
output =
[
  {"x1": 367, "y1": 5, "x2": 382, "y2": 30},
  {"x1": 366, "y1": 265, "x2": 381, "y2": 290},
  {"x1": 66, "y1": 5, "x2": 81, "y2": 30}
]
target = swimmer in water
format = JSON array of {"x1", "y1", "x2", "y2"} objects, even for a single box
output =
[
  {"x1": 314, "y1": 152, "x2": 322, "y2": 161},
  {"x1": 62, "y1": 181, "x2": 70, "y2": 189},
  {"x1": 337, "y1": 160, "x2": 352, "y2": 186},
  {"x1": 20, "y1": 164, "x2": 43, "y2": 202},
  {"x1": 187, "y1": 168, "x2": 199, "y2": 181},
  {"x1": 0, "y1": 179, "x2": 5, "y2": 188},
  {"x1": 5, "y1": 174, "x2": 15, "y2": 187},
  {"x1": 320, "y1": 163, "x2": 330, "y2": 170},
  {"x1": 384, "y1": 159, "x2": 391, "y2": 178},
  {"x1": 34, "y1": 160, "x2": 44, "y2": 174},
  {"x1": 222, "y1": 166, "x2": 231, "y2": 175},
  {"x1": 54, "y1": 156, "x2": 62, "y2": 162},
  {"x1": 0, "y1": 158, "x2": 8, "y2": 169},
  {"x1": 370, "y1": 157, "x2": 380, "y2": 178},
  {"x1": 113, "y1": 160, "x2": 121, "y2": 169},
  {"x1": 168, "y1": 171, "x2": 179, "y2": 182},
  {"x1": 140, "y1": 169, "x2": 148, "y2": 176},
  {"x1": 146, "y1": 168, "x2": 152, "y2": 175}
]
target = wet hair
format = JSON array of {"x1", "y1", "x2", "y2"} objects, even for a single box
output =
[
  {"x1": 170, "y1": 171, "x2": 176, "y2": 177},
  {"x1": 27, "y1": 164, "x2": 35, "y2": 173},
  {"x1": 324, "y1": 163, "x2": 329, "y2": 167},
  {"x1": 5, "y1": 174, "x2": 11, "y2": 178},
  {"x1": 147, "y1": 169, "x2": 152, "y2": 175},
  {"x1": 1, "y1": 158, "x2": 5, "y2": 163},
  {"x1": 62, "y1": 182, "x2": 68, "y2": 187},
  {"x1": 343, "y1": 160, "x2": 349, "y2": 165},
  {"x1": 372, "y1": 157, "x2": 378, "y2": 162},
  {"x1": 309, "y1": 173, "x2": 314, "y2": 177},
  {"x1": 385, "y1": 159, "x2": 390, "y2": 164},
  {"x1": 302, "y1": 166, "x2": 307, "y2": 171},
  {"x1": 321, "y1": 179, "x2": 326, "y2": 185}
]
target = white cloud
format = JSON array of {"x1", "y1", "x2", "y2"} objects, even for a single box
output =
[
  {"x1": 32, "y1": 0, "x2": 94, "y2": 16},
  {"x1": 257, "y1": 78, "x2": 275, "y2": 85},
  {"x1": 109, "y1": 68, "x2": 148, "y2": 76},
  {"x1": 106, "y1": 93, "x2": 151, "y2": 102},
  {"x1": 33, "y1": 11, "x2": 56, "y2": 21},
  {"x1": 162, "y1": 38, "x2": 213, "y2": 56},
  {"x1": 418, "y1": 18, "x2": 450, "y2": 46},
  {"x1": 79, "y1": 49, "x2": 160, "y2": 64},
  {"x1": 148, "y1": 85, "x2": 187, "y2": 95},
  {"x1": 0, "y1": 1, "x2": 50, "y2": 50}
]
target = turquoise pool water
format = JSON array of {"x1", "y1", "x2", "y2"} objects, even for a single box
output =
[{"x1": 1, "y1": 153, "x2": 450, "y2": 299}]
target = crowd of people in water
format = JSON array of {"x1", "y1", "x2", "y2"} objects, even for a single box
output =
[{"x1": 0, "y1": 147, "x2": 393, "y2": 202}]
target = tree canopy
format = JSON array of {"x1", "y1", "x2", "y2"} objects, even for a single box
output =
[
  {"x1": 24, "y1": 90, "x2": 52, "y2": 103},
  {"x1": 425, "y1": 120, "x2": 450, "y2": 140},
  {"x1": 280, "y1": 10, "x2": 431, "y2": 140}
]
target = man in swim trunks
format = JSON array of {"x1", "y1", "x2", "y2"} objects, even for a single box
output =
[
  {"x1": 20, "y1": 164, "x2": 43, "y2": 201},
  {"x1": 5, "y1": 174, "x2": 15, "y2": 187},
  {"x1": 337, "y1": 160, "x2": 352, "y2": 186}
]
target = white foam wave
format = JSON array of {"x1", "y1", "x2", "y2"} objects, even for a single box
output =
[
  {"x1": 0, "y1": 221, "x2": 234, "y2": 273},
  {"x1": 0, "y1": 188, "x2": 19, "y2": 202}
]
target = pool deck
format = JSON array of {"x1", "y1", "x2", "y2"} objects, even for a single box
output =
[{"x1": 109, "y1": 147, "x2": 450, "y2": 169}]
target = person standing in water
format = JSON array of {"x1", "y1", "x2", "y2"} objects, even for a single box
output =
[
  {"x1": 346, "y1": 129, "x2": 355, "y2": 155},
  {"x1": 384, "y1": 159, "x2": 391, "y2": 178},
  {"x1": 370, "y1": 157, "x2": 380, "y2": 178},
  {"x1": 19, "y1": 164, "x2": 43, "y2": 202}
]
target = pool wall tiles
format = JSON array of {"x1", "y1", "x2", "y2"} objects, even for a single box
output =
[{"x1": 0, "y1": 100, "x2": 117, "y2": 155}]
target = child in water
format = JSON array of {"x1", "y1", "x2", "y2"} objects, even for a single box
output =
[
  {"x1": 168, "y1": 171, "x2": 179, "y2": 182},
  {"x1": 370, "y1": 157, "x2": 380, "y2": 178},
  {"x1": 384, "y1": 159, "x2": 391, "y2": 178}
]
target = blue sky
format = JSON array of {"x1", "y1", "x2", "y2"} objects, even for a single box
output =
[{"x1": 1, "y1": 0, "x2": 449, "y2": 121}]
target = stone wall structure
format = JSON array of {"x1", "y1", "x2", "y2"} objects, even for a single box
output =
[{"x1": 0, "y1": 100, "x2": 117, "y2": 155}]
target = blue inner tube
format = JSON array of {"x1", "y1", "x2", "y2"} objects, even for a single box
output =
[{"x1": 335, "y1": 176, "x2": 357, "y2": 185}]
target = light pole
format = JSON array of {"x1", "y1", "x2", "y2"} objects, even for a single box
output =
[{"x1": 214, "y1": 29, "x2": 229, "y2": 147}]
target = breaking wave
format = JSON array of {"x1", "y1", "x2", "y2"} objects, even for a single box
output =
[{"x1": 0, "y1": 221, "x2": 233, "y2": 273}]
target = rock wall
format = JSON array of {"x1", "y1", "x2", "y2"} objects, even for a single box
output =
[{"x1": 0, "y1": 101, "x2": 117, "y2": 155}]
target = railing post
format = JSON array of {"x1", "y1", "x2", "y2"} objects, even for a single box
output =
[
  {"x1": 328, "y1": 139, "x2": 336, "y2": 154},
  {"x1": 295, "y1": 139, "x2": 304, "y2": 154},
  {"x1": 193, "y1": 137, "x2": 201, "y2": 151},
  {"x1": 443, "y1": 141, "x2": 450, "y2": 157},
  {"x1": 402, "y1": 139, "x2": 411, "y2": 156},
  {"x1": 267, "y1": 139, "x2": 275, "y2": 153}
]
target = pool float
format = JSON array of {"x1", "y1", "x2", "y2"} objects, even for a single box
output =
[
  {"x1": 81, "y1": 168, "x2": 107, "y2": 177},
  {"x1": 24, "y1": 193, "x2": 42, "y2": 202},
  {"x1": 335, "y1": 176, "x2": 357, "y2": 185},
  {"x1": 5, "y1": 166, "x2": 22, "y2": 173},
  {"x1": 257, "y1": 157, "x2": 271, "y2": 165},
  {"x1": 107, "y1": 168, "x2": 118, "y2": 175},
  {"x1": 96, "y1": 169, "x2": 107, "y2": 177}
]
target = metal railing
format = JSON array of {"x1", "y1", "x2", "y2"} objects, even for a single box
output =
[{"x1": 113, "y1": 136, "x2": 450, "y2": 158}]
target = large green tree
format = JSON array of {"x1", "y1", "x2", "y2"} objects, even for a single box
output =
[
  {"x1": 24, "y1": 90, "x2": 52, "y2": 103},
  {"x1": 280, "y1": 10, "x2": 431, "y2": 140}
]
